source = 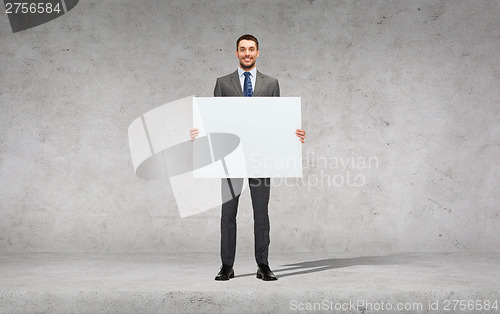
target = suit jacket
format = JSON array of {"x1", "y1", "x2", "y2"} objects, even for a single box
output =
[{"x1": 214, "y1": 70, "x2": 280, "y2": 97}]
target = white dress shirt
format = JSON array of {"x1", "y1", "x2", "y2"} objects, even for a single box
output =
[{"x1": 238, "y1": 67, "x2": 256, "y2": 93}]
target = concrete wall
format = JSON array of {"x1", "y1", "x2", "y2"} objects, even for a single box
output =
[{"x1": 1, "y1": 0, "x2": 499, "y2": 254}]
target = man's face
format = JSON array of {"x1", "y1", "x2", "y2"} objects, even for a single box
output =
[{"x1": 236, "y1": 39, "x2": 259, "y2": 71}]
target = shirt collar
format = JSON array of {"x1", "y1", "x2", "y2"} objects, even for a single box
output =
[{"x1": 238, "y1": 67, "x2": 257, "y2": 78}]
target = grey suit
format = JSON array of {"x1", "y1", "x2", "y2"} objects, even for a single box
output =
[
  {"x1": 214, "y1": 70, "x2": 280, "y2": 266},
  {"x1": 214, "y1": 70, "x2": 280, "y2": 97}
]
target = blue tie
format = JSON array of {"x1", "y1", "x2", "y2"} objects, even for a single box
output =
[{"x1": 243, "y1": 72, "x2": 253, "y2": 97}]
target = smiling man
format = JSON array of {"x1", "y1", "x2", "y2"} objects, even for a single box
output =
[
  {"x1": 236, "y1": 35, "x2": 259, "y2": 72},
  {"x1": 191, "y1": 34, "x2": 306, "y2": 281}
]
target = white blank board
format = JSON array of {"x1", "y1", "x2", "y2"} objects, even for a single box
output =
[{"x1": 193, "y1": 97, "x2": 302, "y2": 178}]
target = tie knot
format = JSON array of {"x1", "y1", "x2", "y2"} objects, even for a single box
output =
[{"x1": 243, "y1": 72, "x2": 251, "y2": 77}]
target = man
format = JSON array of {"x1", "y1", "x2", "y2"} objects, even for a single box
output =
[{"x1": 191, "y1": 34, "x2": 306, "y2": 281}]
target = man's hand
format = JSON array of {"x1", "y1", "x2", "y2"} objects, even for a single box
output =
[
  {"x1": 296, "y1": 129, "x2": 306, "y2": 143},
  {"x1": 190, "y1": 128, "x2": 199, "y2": 141}
]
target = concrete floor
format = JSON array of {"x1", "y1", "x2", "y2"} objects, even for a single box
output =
[{"x1": 0, "y1": 252, "x2": 499, "y2": 313}]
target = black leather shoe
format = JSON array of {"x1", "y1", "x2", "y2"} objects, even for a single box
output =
[
  {"x1": 215, "y1": 264, "x2": 234, "y2": 281},
  {"x1": 257, "y1": 263, "x2": 277, "y2": 281}
]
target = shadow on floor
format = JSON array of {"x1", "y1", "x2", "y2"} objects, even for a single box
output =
[{"x1": 235, "y1": 253, "x2": 413, "y2": 279}]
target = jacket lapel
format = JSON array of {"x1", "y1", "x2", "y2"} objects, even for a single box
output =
[
  {"x1": 230, "y1": 70, "x2": 243, "y2": 96},
  {"x1": 253, "y1": 70, "x2": 264, "y2": 96}
]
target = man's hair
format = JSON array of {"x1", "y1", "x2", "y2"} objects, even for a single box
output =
[{"x1": 236, "y1": 34, "x2": 259, "y2": 51}]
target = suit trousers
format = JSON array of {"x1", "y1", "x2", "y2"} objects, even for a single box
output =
[{"x1": 220, "y1": 178, "x2": 271, "y2": 266}]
